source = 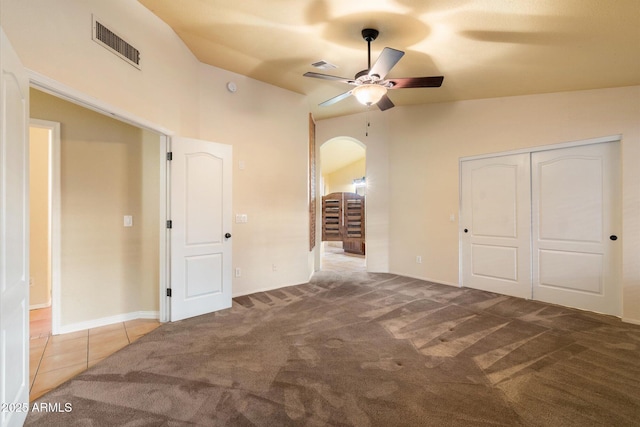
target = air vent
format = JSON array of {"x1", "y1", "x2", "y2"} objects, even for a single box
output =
[
  {"x1": 92, "y1": 16, "x2": 140, "y2": 69},
  {"x1": 311, "y1": 60, "x2": 337, "y2": 70}
]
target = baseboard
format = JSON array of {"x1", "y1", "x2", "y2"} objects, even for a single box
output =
[
  {"x1": 232, "y1": 282, "x2": 308, "y2": 299},
  {"x1": 387, "y1": 271, "x2": 460, "y2": 288},
  {"x1": 622, "y1": 317, "x2": 640, "y2": 326},
  {"x1": 232, "y1": 273, "x2": 459, "y2": 299},
  {"x1": 29, "y1": 301, "x2": 52, "y2": 310},
  {"x1": 57, "y1": 310, "x2": 159, "y2": 335}
]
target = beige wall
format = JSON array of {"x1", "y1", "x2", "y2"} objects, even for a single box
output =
[
  {"x1": 1, "y1": 0, "x2": 314, "y2": 308},
  {"x1": 197, "y1": 64, "x2": 311, "y2": 295},
  {"x1": 324, "y1": 158, "x2": 366, "y2": 195},
  {"x1": 319, "y1": 85, "x2": 640, "y2": 323},
  {"x1": 29, "y1": 126, "x2": 51, "y2": 308},
  {"x1": 140, "y1": 131, "x2": 160, "y2": 311},
  {"x1": 0, "y1": 0, "x2": 200, "y2": 136},
  {"x1": 30, "y1": 89, "x2": 160, "y2": 327}
]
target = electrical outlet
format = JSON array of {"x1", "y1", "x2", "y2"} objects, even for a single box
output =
[
  {"x1": 416, "y1": 256, "x2": 422, "y2": 264},
  {"x1": 235, "y1": 268, "x2": 241, "y2": 278},
  {"x1": 272, "y1": 264, "x2": 277, "y2": 272}
]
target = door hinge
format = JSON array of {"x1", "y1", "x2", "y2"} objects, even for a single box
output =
[
  {"x1": 166, "y1": 152, "x2": 173, "y2": 161},
  {"x1": 166, "y1": 220, "x2": 172, "y2": 229},
  {"x1": 166, "y1": 288, "x2": 172, "y2": 297}
]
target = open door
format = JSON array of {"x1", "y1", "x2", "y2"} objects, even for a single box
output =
[
  {"x1": 169, "y1": 137, "x2": 232, "y2": 321},
  {"x1": 1, "y1": 28, "x2": 30, "y2": 426}
]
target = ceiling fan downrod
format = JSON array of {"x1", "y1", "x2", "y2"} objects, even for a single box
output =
[{"x1": 361, "y1": 28, "x2": 379, "y2": 71}]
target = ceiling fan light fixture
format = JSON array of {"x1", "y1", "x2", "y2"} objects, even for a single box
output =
[{"x1": 352, "y1": 84, "x2": 387, "y2": 106}]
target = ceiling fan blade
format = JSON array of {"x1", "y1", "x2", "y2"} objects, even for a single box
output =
[
  {"x1": 304, "y1": 71, "x2": 353, "y2": 83},
  {"x1": 319, "y1": 90, "x2": 353, "y2": 107},
  {"x1": 368, "y1": 47, "x2": 404, "y2": 79},
  {"x1": 387, "y1": 76, "x2": 444, "y2": 89},
  {"x1": 377, "y1": 94, "x2": 395, "y2": 111}
]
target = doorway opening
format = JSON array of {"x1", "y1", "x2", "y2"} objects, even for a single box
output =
[
  {"x1": 28, "y1": 120, "x2": 58, "y2": 339},
  {"x1": 30, "y1": 87, "x2": 167, "y2": 335},
  {"x1": 319, "y1": 137, "x2": 366, "y2": 273}
]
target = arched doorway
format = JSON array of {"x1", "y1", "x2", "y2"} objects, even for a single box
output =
[{"x1": 319, "y1": 137, "x2": 366, "y2": 272}]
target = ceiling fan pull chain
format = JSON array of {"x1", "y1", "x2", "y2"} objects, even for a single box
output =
[{"x1": 365, "y1": 108, "x2": 371, "y2": 137}]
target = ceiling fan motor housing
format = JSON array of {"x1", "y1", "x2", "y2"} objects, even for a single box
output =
[{"x1": 361, "y1": 28, "x2": 379, "y2": 42}]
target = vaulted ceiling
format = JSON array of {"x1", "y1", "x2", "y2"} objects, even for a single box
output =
[{"x1": 138, "y1": 0, "x2": 640, "y2": 120}]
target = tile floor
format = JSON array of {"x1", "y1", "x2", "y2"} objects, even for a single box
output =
[
  {"x1": 321, "y1": 244, "x2": 366, "y2": 272},
  {"x1": 29, "y1": 307, "x2": 160, "y2": 401}
]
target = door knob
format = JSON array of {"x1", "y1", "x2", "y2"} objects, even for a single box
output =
[
  {"x1": 610, "y1": 235, "x2": 618, "y2": 241},
  {"x1": 464, "y1": 229, "x2": 469, "y2": 233},
  {"x1": 225, "y1": 233, "x2": 232, "y2": 239}
]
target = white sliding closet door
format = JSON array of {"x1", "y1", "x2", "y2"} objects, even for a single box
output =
[
  {"x1": 460, "y1": 141, "x2": 621, "y2": 316},
  {"x1": 460, "y1": 154, "x2": 532, "y2": 299},
  {"x1": 531, "y1": 142, "x2": 621, "y2": 316}
]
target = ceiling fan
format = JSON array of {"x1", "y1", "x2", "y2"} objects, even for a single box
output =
[{"x1": 304, "y1": 28, "x2": 444, "y2": 111}]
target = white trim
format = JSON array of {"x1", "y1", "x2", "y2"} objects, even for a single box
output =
[
  {"x1": 57, "y1": 311, "x2": 159, "y2": 335},
  {"x1": 28, "y1": 72, "x2": 171, "y2": 327},
  {"x1": 29, "y1": 301, "x2": 51, "y2": 310},
  {"x1": 159, "y1": 135, "x2": 169, "y2": 322},
  {"x1": 232, "y1": 282, "x2": 308, "y2": 299},
  {"x1": 27, "y1": 69, "x2": 173, "y2": 136},
  {"x1": 459, "y1": 134, "x2": 622, "y2": 163},
  {"x1": 387, "y1": 271, "x2": 460, "y2": 288},
  {"x1": 29, "y1": 119, "x2": 62, "y2": 334}
]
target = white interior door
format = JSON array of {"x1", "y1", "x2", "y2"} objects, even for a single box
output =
[
  {"x1": 532, "y1": 142, "x2": 621, "y2": 315},
  {"x1": 460, "y1": 154, "x2": 532, "y2": 299},
  {"x1": 1, "y1": 28, "x2": 30, "y2": 426},
  {"x1": 170, "y1": 137, "x2": 232, "y2": 321}
]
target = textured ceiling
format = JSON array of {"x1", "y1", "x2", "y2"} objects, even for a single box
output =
[{"x1": 138, "y1": 0, "x2": 640, "y2": 120}]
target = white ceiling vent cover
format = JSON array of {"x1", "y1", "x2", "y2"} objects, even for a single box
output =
[
  {"x1": 92, "y1": 16, "x2": 140, "y2": 69},
  {"x1": 311, "y1": 60, "x2": 337, "y2": 70}
]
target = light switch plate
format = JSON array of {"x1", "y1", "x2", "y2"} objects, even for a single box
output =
[{"x1": 124, "y1": 215, "x2": 133, "y2": 227}]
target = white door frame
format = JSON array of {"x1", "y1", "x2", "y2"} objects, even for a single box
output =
[
  {"x1": 458, "y1": 135, "x2": 621, "y2": 164},
  {"x1": 28, "y1": 70, "x2": 172, "y2": 323}
]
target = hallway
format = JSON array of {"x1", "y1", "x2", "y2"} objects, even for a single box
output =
[{"x1": 321, "y1": 244, "x2": 366, "y2": 273}]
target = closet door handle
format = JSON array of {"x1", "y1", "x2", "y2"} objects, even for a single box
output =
[
  {"x1": 610, "y1": 235, "x2": 618, "y2": 241},
  {"x1": 225, "y1": 233, "x2": 232, "y2": 239},
  {"x1": 464, "y1": 228, "x2": 469, "y2": 233}
]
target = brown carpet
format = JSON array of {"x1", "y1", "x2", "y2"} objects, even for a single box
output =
[{"x1": 27, "y1": 272, "x2": 640, "y2": 426}]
